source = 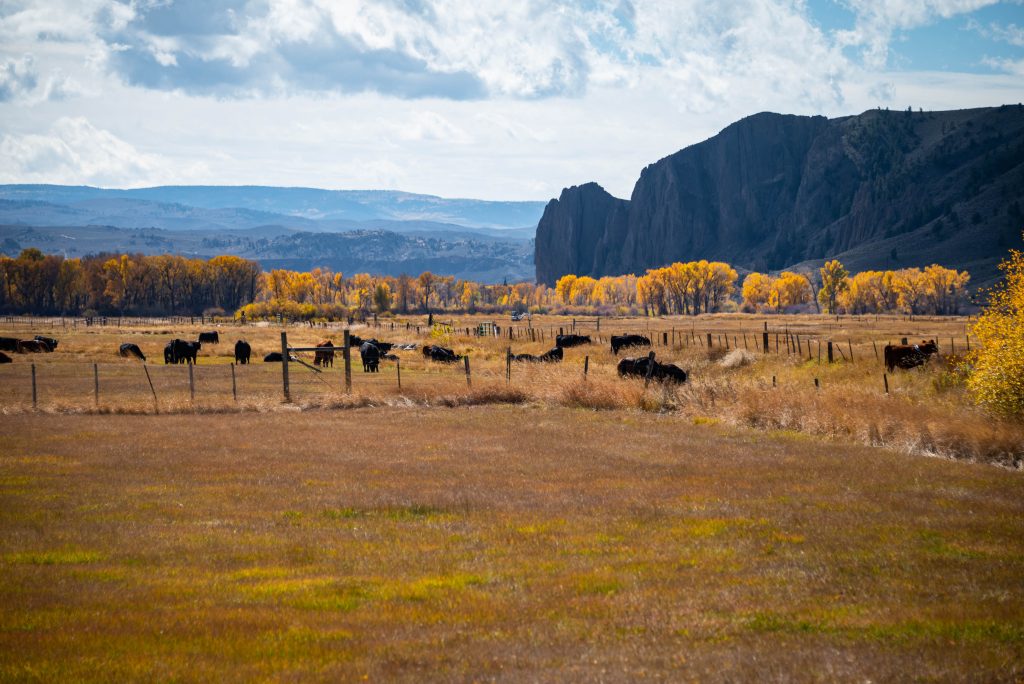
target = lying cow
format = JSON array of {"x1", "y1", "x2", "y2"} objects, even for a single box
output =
[
  {"x1": 512, "y1": 347, "x2": 563, "y2": 362},
  {"x1": 264, "y1": 352, "x2": 298, "y2": 362},
  {"x1": 119, "y1": 343, "x2": 146, "y2": 361},
  {"x1": 360, "y1": 341, "x2": 381, "y2": 372},
  {"x1": 314, "y1": 339, "x2": 334, "y2": 367},
  {"x1": 198, "y1": 331, "x2": 220, "y2": 344},
  {"x1": 422, "y1": 345, "x2": 462, "y2": 363},
  {"x1": 556, "y1": 334, "x2": 591, "y2": 348},
  {"x1": 33, "y1": 335, "x2": 58, "y2": 351},
  {"x1": 234, "y1": 340, "x2": 251, "y2": 365},
  {"x1": 611, "y1": 334, "x2": 651, "y2": 355},
  {"x1": 0, "y1": 351, "x2": 12, "y2": 364},
  {"x1": 617, "y1": 356, "x2": 687, "y2": 383},
  {"x1": 884, "y1": 340, "x2": 939, "y2": 372},
  {"x1": 17, "y1": 340, "x2": 47, "y2": 353},
  {"x1": 0, "y1": 337, "x2": 18, "y2": 352}
]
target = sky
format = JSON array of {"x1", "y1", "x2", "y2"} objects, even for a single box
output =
[{"x1": 1, "y1": 0, "x2": 1023, "y2": 201}]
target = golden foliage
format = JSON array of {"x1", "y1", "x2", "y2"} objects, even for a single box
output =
[{"x1": 968, "y1": 245, "x2": 1024, "y2": 418}]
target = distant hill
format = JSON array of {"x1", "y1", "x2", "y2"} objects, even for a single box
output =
[
  {"x1": 0, "y1": 185, "x2": 545, "y2": 230},
  {"x1": 0, "y1": 184, "x2": 541, "y2": 283},
  {"x1": 0, "y1": 223, "x2": 534, "y2": 284},
  {"x1": 535, "y1": 106, "x2": 1024, "y2": 288}
]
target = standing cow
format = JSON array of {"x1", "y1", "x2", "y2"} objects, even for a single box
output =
[
  {"x1": 198, "y1": 331, "x2": 220, "y2": 344},
  {"x1": 556, "y1": 334, "x2": 591, "y2": 348},
  {"x1": 360, "y1": 341, "x2": 381, "y2": 372},
  {"x1": 234, "y1": 340, "x2": 252, "y2": 365},
  {"x1": 314, "y1": 340, "x2": 334, "y2": 367}
]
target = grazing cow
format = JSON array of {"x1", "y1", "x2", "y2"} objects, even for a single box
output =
[
  {"x1": 166, "y1": 339, "x2": 200, "y2": 364},
  {"x1": 422, "y1": 345, "x2": 462, "y2": 363},
  {"x1": 119, "y1": 343, "x2": 146, "y2": 361},
  {"x1": 17, "y1": 340, "x2": 46, "y2": 353},
  {"x1": 360, "y1": 341, "x2": 381, "y2": 372},
  {"x1": 556, "y1": 334, "x2": 591, "y2": 348},
  {"x1": 164, "y1": 341, "x2": 176, "y2": 364},
  {"x1": 33, "y1": 335, "x2": 58, "y2": 351},
  {"x1": 884, "y1": 340, "x2": 939, "y2": 372},
  {"x1": 198, "y1": 331, "x2": 220, "y2": 344},
  {"x1": 0, "y1": 351, "x2": 12, "y2": 363},
  {"x1": 611, "y1": 334, "x2": 651, "y2": 355},
  {"x1": 264, "y1": 352, "x2": 298, "y2": 362},
  {"x1": 0, "y1": 337, "x2": 19, "y2": 352},
  {"x1": 617, "y1": 356, "x2": 687, "y2": 383},
  {"x1": 234, "y1": 340, "x2": 252, "y2": 365},
  {"x1": 512, "y1": 347, "x2": 563, "y2": 363},
  {"x1": 313, "y1": 339, "x2": 335, "y2": 367}
]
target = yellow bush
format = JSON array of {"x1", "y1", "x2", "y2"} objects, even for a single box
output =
[{"x1": 967, "y1": 244, "x2": 1024, "y2": 418}]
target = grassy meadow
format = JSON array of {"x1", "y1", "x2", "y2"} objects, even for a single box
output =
[{"x1": 1, "y1": 313, "x2": 1022, "y2": 680}]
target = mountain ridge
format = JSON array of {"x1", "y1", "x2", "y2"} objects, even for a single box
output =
[{"x1": 535, "y1": 106, "x2": 1024, "y2": 288}]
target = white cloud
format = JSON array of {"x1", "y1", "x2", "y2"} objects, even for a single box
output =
[
  {"x1": 0, "y1": 117, "x2": 204, "y2": 187},
  {"x1": 967, "y1": 18, "x2": 1024, "y2": 45}
]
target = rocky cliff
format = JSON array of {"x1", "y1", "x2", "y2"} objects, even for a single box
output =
[{"x1": 535, "y1": 106, "x2": 1024, "y2": 287}]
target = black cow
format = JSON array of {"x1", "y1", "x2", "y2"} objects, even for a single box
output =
[
  {"x1": 167, "y1": 339, "x2": 200, "y2": 364},
  {"x1": 264, "y1": 352, "x2": 298, "y2": 362},
  {"x1": 0, "y1": 351, "x2": 12, "y2": 364},
  {"x1": 512, "y1": 347, "x2": 563, "y2": 362},
  {"x1": 119, "y1": 343, "x2": 146, "y2": 361},
  {"x1": 617, "y1": 356, "x2": 687, "y2": 383},
  {"x1": 314, "y1": 340, "x2": 334, "y2": 367},
  {"x1": 422, "y1": 345, "x2": 462, "y2": 363},
  {"x1": 611, "y1": 334, "x2": 651, "y2": 355},
  {"x1": 0, "y1": 337, "x2": 18, "y2": 352},
  {"x1": 17, "y1": 340, "x2": 46, "y2": 353},
  {"x1": 198, "y1": 331, "x2": 220, "y2": 344},
  {"x1": 556, "y1": 334, "x2": 591, "y2": 348},
  {"x1": 234, "y1": 340, "x2": 251, "y2": 364},
  {"x1": 884, "y1": 340, "x2": 939, "y2": 372},
  {"x1": 362, "y1": 339, "x2": 393, "y2": 354},
  {"x1": 33, "y1": 336, "x2": 58, "y2": 351},
  {"x1": 360, "y1": 341, "x2": 381, "y2": 372}
]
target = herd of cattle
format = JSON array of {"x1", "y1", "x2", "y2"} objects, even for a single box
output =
[{"x1": 0, "y1": 329, "x2": 945, "y2": 384}]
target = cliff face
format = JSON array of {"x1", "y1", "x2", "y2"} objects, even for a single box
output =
[{"x1": 535, "y1": 106, "x2": 1024, "y2": 287}]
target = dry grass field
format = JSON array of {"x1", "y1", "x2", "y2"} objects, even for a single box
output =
[
  {"x1": 1, "y1": 409, "x2": 1022, "y2": 681},
  {"x1": 1, "y1": 314, "x2": 1022, "y2": 680}
]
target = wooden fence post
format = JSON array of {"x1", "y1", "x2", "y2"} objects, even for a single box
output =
[
  {"x1": 827, "y1": 341, "x2": 834, "y2": 364},
  {"x1": 847, "y1": 340, "x2": 854, "y2": 361},
  {"x1": 280, "y1": 331, "x2": 290, "y2": 402},
  {"x1": 31, "y1": 363, "x2": 37, "y2": 409},
  {"x1": 583, "y1": 355, "x2": 589, "y2": 379},
  {"x1": 230, "y1": 363, "x2": 237, "y2": 402},
  {"x1": 396, "y1": 358, "x2": 401, "y2": 390},
  {"x1": 506, "y1": 346, "x2": 511, "y2": 384},
  {"x1": 762, "y1": 331, "x2": 769, "y2": 354},
  {"x1": 814, "y1": 377, "x2": 820, "y2": 390},
  {"x1": 644, "y1": 350, "x2": 656, "y2": 388},
  {"x1": 93, "y1": 363, "x2": 99, "y2": 407},
  {"x1": 343, "y1": 330, "x2": 352, "y2": 394},
  {"x1": 707, "y1": 333, "x2": 712, "y2": 348},
  {"x1": 464, "y1": 356, "x2": 472, "y2": 388},
  {"x1": 883, "y1": 373, "x2": 889, "y2": 395},
  {"x1": 873, "y1": 340, "x2": 879, "y2": 360},
  {"x1": 143, "y1": 365, "x2": 159, "y2": 414}
]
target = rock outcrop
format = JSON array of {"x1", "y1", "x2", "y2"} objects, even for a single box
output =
[{"x1": 535, "y1": 106, "x2": 1024, "y2": 287}]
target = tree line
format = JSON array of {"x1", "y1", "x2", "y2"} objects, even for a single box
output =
[
  {"x1": 0, "y1": 248, "x2": 970, "y2": 318},
  {"x1": 0, "y1": 250, "x2": 261, "y2": 316}
]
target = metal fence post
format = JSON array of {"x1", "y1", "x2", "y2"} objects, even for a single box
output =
[{"x1": 280, "y1": 331, "x2": 290, "y2": 402}]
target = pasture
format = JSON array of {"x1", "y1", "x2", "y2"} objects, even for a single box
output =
[{"x1": 1, "y1": 314, "x2": 1023, "y2": 680}]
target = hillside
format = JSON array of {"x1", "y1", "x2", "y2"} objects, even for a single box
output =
[{"x1": 535, "y1": 106, "x2": 1024, "y2": 287}]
